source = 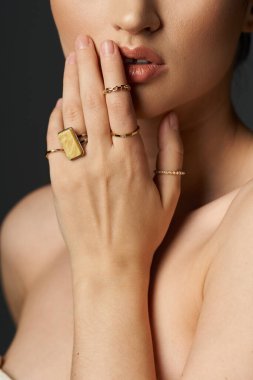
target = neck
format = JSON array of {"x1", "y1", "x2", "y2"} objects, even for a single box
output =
[{"x1": 137, "y1": 72, "x2": 253, "y2": 214}]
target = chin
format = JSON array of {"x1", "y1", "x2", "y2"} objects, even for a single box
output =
[{"x1": 131, "y1": 86, "x2": 172, "y2": 120}]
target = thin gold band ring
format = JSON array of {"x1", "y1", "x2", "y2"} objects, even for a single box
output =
[
  {"x1": 45, "y1": 148, "x2": 64, "y2": 159},
  {"x1": 110, "y1": 125, "x2": 140, "y2": 138}
]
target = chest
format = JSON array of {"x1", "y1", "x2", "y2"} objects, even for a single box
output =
[{"x1": 6, "y1": 223, "x2": 213, "y2": 380}]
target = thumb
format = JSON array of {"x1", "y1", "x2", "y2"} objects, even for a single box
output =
[{"x1": 154, "y1": 112, "x2": 184, "y2": 211}]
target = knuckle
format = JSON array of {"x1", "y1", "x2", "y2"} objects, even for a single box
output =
[
  {"x1": 47, "y1": 110, "x2": 60, "y2": 144},
  {"x1": 63, "y1": 104, "x2": 82, "y2": 122},
  {"x1": 104, "y1": 58, "x2": 118, "y2": 73},
  {"x1": 175, "y1": 150, "x2": 184, "y2": 163},
  {"x1": 46, "y1": 130, "x2": 53, "y2": 146},
  {"x1": 177, "y1": 145, "x2": 184, "y2": 156},
  {"x1": 48, "y1": 107, "x2": 58, "y2": 123},
  {"x1": 115, "y1": 149, "x2": 137, "y2": 177},
  {"x1": 107, "y1": 96, "x2": 134, "y2": 121},
  {"x1": 84, "y1": 93, "x2": 104, "y2": 111},
  {"x1": 107, "y1": 94, "x2": 126, "y2": 112},
  {"x1": 86, "y1": 156, "x2": 113, "y2": 181},
  {"x1": 175, "y1": 140, "x2": 184, "y2": 156},
  {"x1": 166, "y1": 143, "x2": 184, "y2": 160},
  {"x1": 91, "y1": 161, "x2": 109, "y2": 179},
  {"x1": 170, "y1": 141, "x2": 184, "y2": 156}
]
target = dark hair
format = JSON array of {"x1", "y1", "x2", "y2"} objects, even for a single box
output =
[{"x1": 235, "y1": 33, "x2": 251, "y2": 67}]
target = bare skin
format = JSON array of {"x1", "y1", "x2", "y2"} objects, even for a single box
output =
[{"x1": 1, "y1": 0, "x2": 253, "y2": 379}]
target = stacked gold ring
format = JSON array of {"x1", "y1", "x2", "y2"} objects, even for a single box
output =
[{"x1": 46, "y1": 84, "x2": 187, "y2": 175}]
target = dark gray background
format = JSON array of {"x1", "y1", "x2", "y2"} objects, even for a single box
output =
[{"x1": 1, "y1": 0, "x2": 253, "y2": 354}]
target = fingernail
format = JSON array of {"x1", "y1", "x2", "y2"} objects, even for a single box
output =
[
  {"x1": 56, "y1": 98, "x2": 63, "y2": 108},
  {"x1": 168, "y1": 112, "x2": 178, "y2": 130},
  {"x1": 66, "y1": 52, "x2": 76, "y2": 65},
  {"x1": 75, "y1": 35, "x2": 90, "y2": 50},
  {"x1": 101, "y1": 40, "x2": 115, "y2": 56}
]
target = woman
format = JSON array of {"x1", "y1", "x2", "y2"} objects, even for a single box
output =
[{"x1": 1, "y1": 0, "x2": 253, "y2": 379}]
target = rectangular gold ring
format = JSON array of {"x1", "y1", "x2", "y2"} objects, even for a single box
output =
[{"x1": 58, "y1": 127, "x2": 85, "y2": 160}]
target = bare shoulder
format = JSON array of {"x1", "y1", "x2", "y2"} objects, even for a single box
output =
[
  {"x1": 204, "y1": 176, "x2": 253, "y2": 294},
  {"x1": 181, "y1": 179, "x2": 253, "y2": 379},
  {"x1": 0, "y1": 185, "x2": 65, "y2": 323},
  {"x1": 213, "y1": 176, "x2": 253, "y2": 247}
]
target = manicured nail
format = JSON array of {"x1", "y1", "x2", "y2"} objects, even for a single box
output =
[
  {"x1": 66, "y1": 52, "x2": 76, "y2": 65},
  {"x1": 168, "y1": 112, "x2": 178, "y2": 130},
  {"x1": 75, "y1": 35, "x2": 90, "y2": 50},
  {"x1": 101, "y1": 40, "x2": 115, "y2": 56}
]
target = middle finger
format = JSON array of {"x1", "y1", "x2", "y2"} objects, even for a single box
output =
[{"x1": 99, "y1": 40, "x2": 137, "y2": 139}]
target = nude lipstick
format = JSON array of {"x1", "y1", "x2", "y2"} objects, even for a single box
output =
[{"x1": 119, "y1": 46, "x2": 168, "y2": 84}]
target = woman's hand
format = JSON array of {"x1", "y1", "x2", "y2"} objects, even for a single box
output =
[{"x1": 46, "y1": 35, "x2": 184, "y2": 277}]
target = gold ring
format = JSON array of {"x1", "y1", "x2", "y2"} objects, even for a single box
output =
[
  {"x1": 110, "y1": 125, "x2": 140, "y2": 138},
  {"x1": 103, "y1": 84, "x2": 131, "y2": 95},
  {"x1": 45, "y1": 141, "x2": 87, "y2": 159},
  {"x1": 46, "y1": 130, "x2": 88, "y2": 159},
  {"x1": 58, "y1": 127, "x2": 86, "y2": 160},
  {"x1": 154, "y1": 170, "x2": 186, "y2": 175},
  {"x1": 45, "y1": 148, "x2": 64, "y2": 159}
]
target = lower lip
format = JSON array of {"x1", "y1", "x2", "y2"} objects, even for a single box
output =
[{"x1": 124, "y1": 63, "x2": 168, "y2": 84}]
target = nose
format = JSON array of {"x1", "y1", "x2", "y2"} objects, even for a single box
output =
[{"x1": 111, "y1": 0, "x2": 161, "y2": 35}]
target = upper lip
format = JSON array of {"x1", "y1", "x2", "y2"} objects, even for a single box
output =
[{"x1": 119, "y1": 46, "x2": 164, "y2": 65}]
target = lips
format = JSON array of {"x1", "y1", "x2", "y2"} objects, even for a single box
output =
[
  {"x1": 117, "y1": 45, "x2": 168, "y2": 84},
  {"x1": 119, "y1": 46, "x2": 164, "y2": 65}
]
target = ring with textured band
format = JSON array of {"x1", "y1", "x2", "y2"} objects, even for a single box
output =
[
  {"x1": 154, "y1": 170, "x2": 186, "y2": 175},
  {"x1": 103, "y1": 84, "x2": 131, "y2": 95}
]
